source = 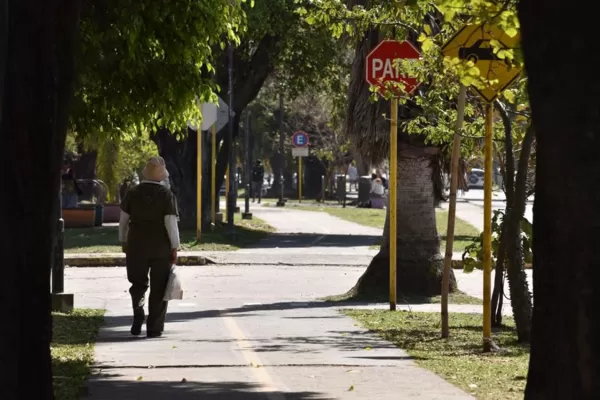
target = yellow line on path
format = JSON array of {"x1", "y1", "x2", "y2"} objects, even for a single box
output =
[{"x1": 221, "y1": 314, "x2": 287, "y2": 400}]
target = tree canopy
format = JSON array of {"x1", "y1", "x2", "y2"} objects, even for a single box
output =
[{"x1": 71, "y1": 0, "x2": 247, "y2": 138}]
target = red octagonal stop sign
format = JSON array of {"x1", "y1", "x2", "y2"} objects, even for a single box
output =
[{"x1": 365, "y1": 40, "x2": 421, "y2": 97}]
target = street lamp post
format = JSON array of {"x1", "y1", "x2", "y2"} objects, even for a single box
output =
[
  {"x1": 242, "y1": 109, "x2": 252, "y2": 219},
  {"x1": 226, "y1": 41, "x2": 236, "y2": 232},
  {"x1": 276, "y1": 92, "x2": 285, "y2": 207}
]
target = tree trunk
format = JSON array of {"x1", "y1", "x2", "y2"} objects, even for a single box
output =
[
  {"x1": 0, "y1": 0, "x2": 80, "y2": 398},
  {"x1": 503, "y1": 125, "x2": 535, "y2": 342},
  {"x1": 152, "y1": 127, "x2": 198, "y2": 229},
  {"x1": 303, "y1": 156, "x2": 326, "y2": 199},
  {"x1": 350, "y1": 155, "x2": 457, "y2": 297},
  {"x1": 519, "y1": 1, "x2": 600, "y2": 397},
  {"x1": 153, "y1": 118, "x2": 237, "y2": 229},
  {"x1": 73, "y1": 146, "x2": 97, "y2": 179},
  {"x1": 490, "y1": 236, "x2": 506, "y2": 326}
]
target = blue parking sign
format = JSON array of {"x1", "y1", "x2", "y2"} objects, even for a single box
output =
[{"x1": 292, "y1": 131, "x2": 309, "y2": 147}]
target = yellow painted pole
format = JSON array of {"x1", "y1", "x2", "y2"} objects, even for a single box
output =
[
  {"x1": 483, "y1": 102, "x2": 493, "y2": 352},
  {"x1": 389, "y1": 98, "x2": 398, "y2": 311},
  {"x1": 225, "y1": 165, "x2": 229, "y2": 222},
  {"x1": 298, "y1": 157, "x2": 302, "y2": 203},
  {"x1": 211, "y1": 124, "x2": 216, "y2": 226},
  {"x1": 196, "y1": 129, "x2": 202, "y2": 240}
]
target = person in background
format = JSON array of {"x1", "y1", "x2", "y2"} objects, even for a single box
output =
[
  {"x1": 119, "y1": 156, "x2": 180, "y2": 338},
  {"x1": 61, "y1": 161, "x2": 83, "y2": 208},
  {"x1": 370, "y1": 176, "x2": 386, "y2": 209},
  {"x1": 347, "y1": 161, "x2": 359, "y2": 192},
  {"x1": 374, "y1": 168, "x2": 388, "y2": 190},
  {"x1": 251, "y1": 159, "x2": 265, "y2": 203}
]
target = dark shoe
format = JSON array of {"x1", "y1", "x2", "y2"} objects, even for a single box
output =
[
  {"x1": 130, "y1": 320, "x2": 143, "y2": 336},
  {"x1": 147, "y1": 331, "x2": 163, "y2": 338}
]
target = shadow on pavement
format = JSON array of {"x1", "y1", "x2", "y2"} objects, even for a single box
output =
[
  {"x1": 245, "y1": 232, "x2": 380, "y2": 249},
  {"x1": 87, "y1": 378, "x2": 334, "y2": 399},
  {"x1": 99, "y1": 300, "x2": 366, "y2": 332},
  {"x1": 96, "y1": 301, "x2": 403, "y2": 355}
]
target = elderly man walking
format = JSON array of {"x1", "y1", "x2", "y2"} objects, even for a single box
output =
[{"x1": 119, "y1": 156, "x2": 180, "y2": 338}]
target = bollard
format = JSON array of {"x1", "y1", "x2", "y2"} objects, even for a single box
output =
[{"x1": 52, "y1": 216, "x2": 65, "y2": 294}]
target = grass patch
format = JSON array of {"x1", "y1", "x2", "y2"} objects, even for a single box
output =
[
  {"x1": 436, "y1": 210, "x2": 481, "y2": 253},
  {"x1": 273, "y1": 205, "x2": 479, "y2": 252},
  {"x1": 345, "y1": 310, "x2": 528, "y2": 399},
  {"x1": 64, "y1": 215, "x2": 274, "y2": 253},
  {"x1": 325, "y1": 290, "x2": 481, "y2": 305},
  {"x1": 52, "y1": 309, "x2": 105, "y2": 400}
]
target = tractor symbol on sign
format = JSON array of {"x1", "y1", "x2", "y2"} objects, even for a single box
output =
[{"x1": 458, "y1": 39, "x2": 510, "y2": 65}]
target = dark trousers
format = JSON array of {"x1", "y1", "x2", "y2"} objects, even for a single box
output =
[
  {"x1": 126, "y1": 254, "x2": 171, "y2": 334},
  {"x1": 252, "y1": 181, "x2": 262, "y2": 202}
]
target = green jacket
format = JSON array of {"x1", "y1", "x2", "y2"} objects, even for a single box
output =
[{"x1": 120, "y1": 182, "x2": 178, "y2": 258}]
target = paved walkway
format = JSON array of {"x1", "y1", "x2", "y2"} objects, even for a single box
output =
[
  {"x1": 204, "y1": 205, "x2": 380, "y2": 266},
  {"x1": 74, "y1": 265, "x2": 474, "y2": 399},
  {"x1": 443, "y1": 189, "x2": 534, "y2": 231},
  {"x1": 72, "y1": 201, "x2": 534, "y2": 399}
]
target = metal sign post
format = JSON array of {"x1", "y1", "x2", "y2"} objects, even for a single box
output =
[
  {"x1": 211, "y1": 124, "x2": 216, "y2": 227},
  {"x1": 298, "y1": 158, "x2": 302, "y2": 203},
  {"x1": 442, "y1": 23, "x2": 522, "y2": 351},
  {"x1": 365, "y1": 39, "x2": 421, "y2": 311},
  {"x1": 196, "y1": 129, "x2": 202, "y2": 240},
  {"x1": 483, "y1": 102, "x2": 493, "y2": 352}
]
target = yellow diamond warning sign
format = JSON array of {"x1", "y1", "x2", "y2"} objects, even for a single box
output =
[{"x1": 442, "y1": 24, "x2": 522, "y2": 102}]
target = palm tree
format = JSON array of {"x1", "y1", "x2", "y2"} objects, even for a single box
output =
[{"x1": 344, "y1": 24, "x2": 464, "y2": 298}]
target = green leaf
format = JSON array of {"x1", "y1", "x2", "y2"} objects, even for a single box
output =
[
  {"x1": 460, "y1": 76, "x2": 475, "y2": 86},
  {"x1": 505, "y1": 27, "x2": 518, "y2": 38},
  {"x1": 503, "y1": 90, "x2": 516, "y2": 103},
  {"x1": 421, "y1": 38, "x2": 434, "y2": 52},
  {"x1": 467, "y1": 66, "x2": 480, "y2": 76}
]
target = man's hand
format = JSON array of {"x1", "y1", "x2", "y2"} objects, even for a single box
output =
[
  {"x1": 121, "y1": 243, "x2": 127, "y2": 254},
  {"x1": 171, "y1": 249, "x2": 178, "y2": 265}
]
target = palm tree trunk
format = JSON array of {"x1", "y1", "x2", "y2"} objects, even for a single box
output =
[{"x1": 351, "y1": 154, "x2": 457, "y2": 297}]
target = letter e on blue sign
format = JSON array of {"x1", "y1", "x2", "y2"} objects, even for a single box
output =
[{"x1": 292, "y1": 131, "x2": 309, "y2": 147}]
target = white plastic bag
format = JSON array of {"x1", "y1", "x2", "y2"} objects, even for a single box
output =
[{"x1": 163, "y1": 265, "x2": 183, "y2": 301}]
